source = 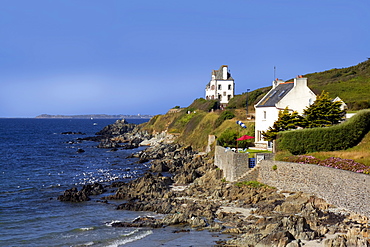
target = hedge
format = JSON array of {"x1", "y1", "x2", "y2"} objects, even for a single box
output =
[{"x1": 276, "y1": 109, "x2": 370, "y2": 154}]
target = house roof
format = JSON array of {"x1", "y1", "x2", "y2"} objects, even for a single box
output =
[
  {"x1": 212, "y1": 65, "x2": 233, "y2": 80},
  {"x1": 256, "y1": 82, "x2": 294, "y2": 107}
]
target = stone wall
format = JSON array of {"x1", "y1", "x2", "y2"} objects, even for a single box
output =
[
  {"x1": 257, "y1": 160, "x2": 370, "y2": 218},
  {"x1": 215, "y1": 146, "x2": 249, "y2": 182}
]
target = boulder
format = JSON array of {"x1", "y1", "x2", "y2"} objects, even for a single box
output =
[{"x1": 57, "y1": 187, "x2": 90, "y2": 202}]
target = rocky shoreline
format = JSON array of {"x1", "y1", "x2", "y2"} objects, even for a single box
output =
[{"x1": 58, "y1": 120, "x2": 370, "y2": 246}]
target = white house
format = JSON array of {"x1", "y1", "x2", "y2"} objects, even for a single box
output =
[
  {"x1": 254, "y1": 76, "x2": 316, "y2": 150},
  {"x1": 205, "y1": 65, "x2": 235, "y2": 108}
]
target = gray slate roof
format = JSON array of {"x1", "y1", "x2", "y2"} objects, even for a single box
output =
[
  {"x1": 256, "y1": 82, "x2": 294, "y2": 107},
  {"x1": 212, "y1": 65, "x2": 233, "y2": 80}
]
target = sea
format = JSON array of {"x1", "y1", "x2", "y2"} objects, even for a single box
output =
[{"x1": 0, "y1": 118, "x2": 222, "y2": 247}]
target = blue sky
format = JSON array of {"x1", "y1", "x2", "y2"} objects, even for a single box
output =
[{"x1": 0, "y1": 0, "x2": 369, "y2": 117}]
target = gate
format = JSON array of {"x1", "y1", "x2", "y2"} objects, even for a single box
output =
[{"x1": 249, "y1": 158, "x2": 256, "y2": 168}]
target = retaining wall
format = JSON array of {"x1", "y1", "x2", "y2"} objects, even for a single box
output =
[
  {"x1": 257, "y1": 160, "x2": 370, "y2": 218},
  {"x1": 214, "y1": 146, "x2": 249, "y2": 182}
]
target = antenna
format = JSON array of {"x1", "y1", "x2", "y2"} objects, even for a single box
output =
[{"x1": 274, "y1": 66, "x2": 276, "y2": 80}]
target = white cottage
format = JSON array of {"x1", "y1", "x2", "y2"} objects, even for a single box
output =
[
  {"x1": 254, "y1": 76, "x2": 316, "y2": 150},
  {"x1": 205, "y1": 65, "x2": 235, "y2": 108}
]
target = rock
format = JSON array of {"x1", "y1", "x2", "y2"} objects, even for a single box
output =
[
  {"x1": 76, "y1": 148, "x2": 85, "y2": 153},
  {"x1": 58, "y1": 183, "x2": 106, "y2": 202},
  {"x1": 82, "y1": 183, "x2": 106, "y2": 195},
  {"x1": 256, "y1": 231, "x2": 295, "y2": 247},
  {"x1": 95, "y1": 119, "x2": 136, "y2": 136},
  {"x1": 112, "y1": 216, "x2": 162, "y2": 228},
  {"x1": 57, "y1": 187, "x2": 90, "y2": 202},
  {"x1": 150, "y1": 160, "x2": 169, "y2": 172},
  {"x1": 61, "y1": 131, "x2": 86, "y2": 135}
]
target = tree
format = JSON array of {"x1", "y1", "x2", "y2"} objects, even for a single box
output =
[
  {"x1": 302, "y1": 91, "x2": 346, "y2": 128},
  {"x1": 262, "y1": 107, "x2": 303, "y2": 141}
]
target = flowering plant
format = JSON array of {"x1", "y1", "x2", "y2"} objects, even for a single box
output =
[{"x1": 285, "y1": 155, "x2": 370, "y2": 174}]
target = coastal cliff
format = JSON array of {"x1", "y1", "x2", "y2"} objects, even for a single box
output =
[{"x1": 58, "y1": 118, "x2": 370, "y2": 246}]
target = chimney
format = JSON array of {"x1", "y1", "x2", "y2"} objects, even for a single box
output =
[
  {"x1": 272, "y1": 78, "x2": 284, "y2": 89},
  {"x1": 222, "y1": 66, "x2": 228, "y2": 80},
  {"x1": 294, "y1": 76, "x2": 307, "y2": 88}
]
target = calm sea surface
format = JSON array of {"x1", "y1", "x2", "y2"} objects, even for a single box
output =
[{"x1": 0, "y1": 118, "x2": 160, "y2": 246}]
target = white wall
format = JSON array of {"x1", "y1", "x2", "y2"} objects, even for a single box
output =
[
  {"x1": 254, "y1": 77, "x2": 316, "y2": 146},
  {"x1": 277, "y1": 78, "x2": 316, "y2": 115},
  {"x1": 254, "y1": 107, "x2": 278, "y2": 142},
  {"x1": 205, "y1": 79, "x2": 234, "y2": 104}
]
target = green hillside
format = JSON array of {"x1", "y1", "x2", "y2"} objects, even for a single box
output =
[
  {"x1": 303, "y1": 59, "x2": 370, "y2": 110},
  {"x1": 227, "y1": 59, "x2": 370, "y2": 112},
  {"x1": 141, "y1": 59, "x2": 370, "y2": 151}
]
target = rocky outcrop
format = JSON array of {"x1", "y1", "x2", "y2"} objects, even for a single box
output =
[
  {"x1": 102, "y1": 142, "x2": 370, "y2": 246},
  {"x1": 95, "y1": 119, "x2": 136, "y2": 136},
  {"x1": 59, "y1": 121, "x2": 370, "y2": 246},
  {"x1": 58, "y1": 183, "x2": 106, "y2": 202},
  {"x1": 61, "y1": 131, "x2": 86, "y2": 135}
]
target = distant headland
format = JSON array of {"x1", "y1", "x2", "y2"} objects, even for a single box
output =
[{"x1": 35, "y1": 114, "x2": 153, "y2": 119}]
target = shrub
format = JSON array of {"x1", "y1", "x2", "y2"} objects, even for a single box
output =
[
  {"x1": 214, "y1": 110, "x2": 235, "y2": 128},
  {"x1": 276, "y1": 110, "x2": 370, "y2": 154},
  {"x1": 217, "y1": 128, "x2": 238, "y2": 147},
  {"x1": 187, "y1": 98, "x2": 219, "y2": 112},
  {"x1": 235, "y1": 180, "x2": 274, "y2": 188}
]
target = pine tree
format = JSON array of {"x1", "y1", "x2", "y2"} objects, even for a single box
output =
[
  {"x1": 262, "y1": 107, "x2": 303, "y2": 141},
  {"x1": 302, "y1": 91, "x2": 346, "y2": 128}
]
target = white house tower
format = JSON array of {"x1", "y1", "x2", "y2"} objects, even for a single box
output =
[{"x1": 205, "y1": 65, "x2": 235, "y2": 108}]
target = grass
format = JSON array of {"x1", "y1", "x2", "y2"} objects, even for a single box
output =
[
  {"x1": 276, "y1": 132, "x2": 370, "y2": 174},
  {"x1": 306, "y1": 131, "x2": 370, "y2": 166},
  {"x1": 303, "y1": 59, "x2": 370, "y2": 110},
  {"x1": 235, "y1": 180, "x2": 275, "y2": 189}
]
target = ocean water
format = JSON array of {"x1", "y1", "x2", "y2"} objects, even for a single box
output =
[
  {"x1": 0, "y1": 118, "x2": 159, "y2": 246},
  {"x1": 0, "y1": 118, "x2": 223, "y2": 247}
]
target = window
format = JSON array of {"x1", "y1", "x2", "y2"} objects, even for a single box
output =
[
  {"x1": 228, "y1": 84, "x2": 231, "y2": 90},
  {"x1": 218, "y1": 85, "x2": 222, "y2": 90},
  {"x1": 278, "y1": 90, "x2": 285, "y2": 97},
  {"x1": 263, "y1": 111, "x2": 266, "y2": 119},
  {"x1": 223, "y1": 91, "x2": 226, "y2": 96},
  {"x1": 211, "y1": 85, "x2": 215, "y2": 90},
  {"x1": 218, "y1": 94, "x2": 222, "y2": 100},
  {"x1": 227, "y1": 95, "x2": 231, "y2": 100}
]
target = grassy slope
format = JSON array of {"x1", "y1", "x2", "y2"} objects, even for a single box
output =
[
  {"x1": 140, "y1": 105, "x2": 255, "y2": 151},
  {"x1": 303, "y1": 59, "x2": 370, "y2": 109},
  {"x1": 306, "y1": 132, "x2": 370, "y2": 166},
  {"x1": 141, "y1": 59, "x2": 370, "y2": 156}
]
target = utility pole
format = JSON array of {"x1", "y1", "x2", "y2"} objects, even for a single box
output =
[{"x1": 246, "y1": 88, "x2": 250, "y2": 118}]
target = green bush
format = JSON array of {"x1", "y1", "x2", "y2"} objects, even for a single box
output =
[
  {"x1": 187, "y1": 98, "x2": 219, "y2": 112},
  {"x1": 214, "y1": 110, "x2": 235, "y2": 128},
  {"x1": 217, "y1": 128, "x2": 238, "y2": 147},
  {"x1": 235, "y1": 180, "x2": 273, "y2": 188},
  {"x1": 276, "y1": 110, "x2": 370, "y2": 154}
]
